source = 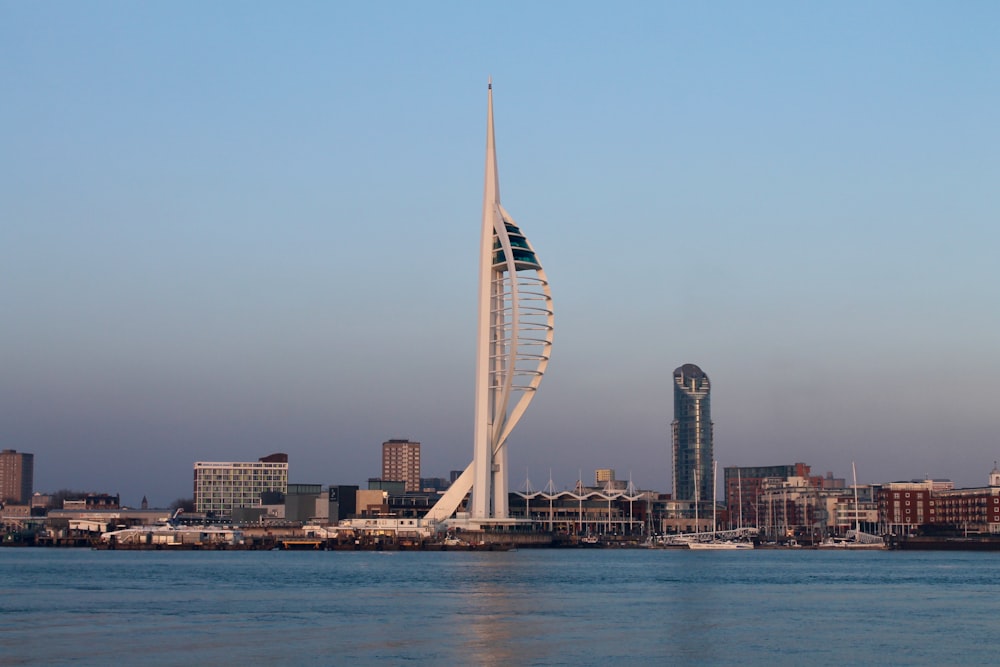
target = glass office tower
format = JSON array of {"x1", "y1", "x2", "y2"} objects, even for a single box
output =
[{"x1": 672, "y1": 364, "x2": 713, "y2": 504}]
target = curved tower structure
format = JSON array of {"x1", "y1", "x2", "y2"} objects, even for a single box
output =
[
  {"x1": 672, "y1": 364, "x2": 713, "y2": 505},
  {"x1": 426, "y1": 80, "x2": 553, "y2": 523}
]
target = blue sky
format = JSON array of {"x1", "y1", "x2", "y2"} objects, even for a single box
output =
[{"x1": 2, "y1": 3, "x2": 999, "y2": 505}]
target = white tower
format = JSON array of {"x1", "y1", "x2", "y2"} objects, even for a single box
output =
[{"x1": 426, "y1": 80, "x2": 553, "y2": 523}]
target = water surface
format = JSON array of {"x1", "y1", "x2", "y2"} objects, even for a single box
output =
[{"x1": 2, "y1": 548, "x2": 995, "y2": 665}]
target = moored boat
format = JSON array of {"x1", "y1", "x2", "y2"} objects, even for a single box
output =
[{"x1": 688, "y1": 540, "x2": 754, "y2": 550}]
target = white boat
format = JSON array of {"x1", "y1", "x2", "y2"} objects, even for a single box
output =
[
  {"x1": 688, "y1": 540, "x2": 754, "y2": 550},
  {"x1": 818, "y1": 536, "x2": 884, "y2": 550},
  {"x1": 819, "y1": 462, "x2": 886, "y2": 550},
  {"x1": 687, "y1": 461, "x2": 755, "y2": 550}
]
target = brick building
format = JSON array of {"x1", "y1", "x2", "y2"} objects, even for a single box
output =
[
  {"x1": 381, "y1": 439, "x2": 421, "y2": 493},
  {"x1": 877, "y1": 468, "x2": 1000, "y2": 535},
  {"x1": 0, "y1": 449, "x2": 34, "y2": 505}
]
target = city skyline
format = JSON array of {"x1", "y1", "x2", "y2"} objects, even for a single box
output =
[{"x1": 3, "y1": 4, "x2": 999, "y2": 505}]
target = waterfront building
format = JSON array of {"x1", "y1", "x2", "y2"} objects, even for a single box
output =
[
  {"x1": 61, "y1": 494, "x2": 120, "y2": 510},
  {"x1": 873, "y1": 470, "x2": 1000, "y2": 536},
  {"x1": 828, "y1": 483, "x2": 881, "y2": 535},
  {"x1": 751, "y1": 471, "x2": 875, "y2": 541},
  {"x1": 878, "y1": 481, "x2": 935, "y2": 534},
  {"x1": 511, "y1": 487, "x2": 648, "y2": 536},
  {"x1": 29, "y1": 506, "x2": 172, "y2": 542},
  {"x1": 45, "y1": 507, "x2": 170, "y2": 526},
  {"x1": 920, "y1": 466, "x2": 1000, "y2": 534},
  {"x1": 723, "y1": 463, "x2": 829, "y2": 529},
  {"x1": 756, "y1": 475, "x2": 817, "y2": 539},
  {"x1": 420, "y1": 477, "x2": 452, "y2": 492},
  {"x1": 425, "y1": 80, "x2": 554, "y2": 524},
  {"x1": 656, "y1": 498, "x2": 717, "y2": 534},
  {"x1": 193, "y1": 453, "x2": 288, "y2": 517},
  {"x1": 345, "y1": 487, "x2": 453, "y2": 522},
  {"x1": 0, "y1": 502, "x2": 32, "y2": 535},
  {"x1": 932, "y1": 487, "x2": 1000, "y2": 534},
  {"x1": 328, "y1": 485, "x2": 358, "y2": 523},
  {"x1": 0, "y1": 449, "x2": 34, "y2": 505},
  {"x1": 285, "y1": 483, "x2": 325, "y2": 523},
  {"x1": 368, "y1": 478, "x2": 406, "y2": 494},
  {"x1": 356, "y1": 489, "x2": 389, "y2": 518},
  {"x1": 381, "y1": 439, "x2": 421, "y2": 493},
  {"x1": 256, "y1": 491, "x2": 286, "y2": 522},
  {"x1": 387, "y1": 491, "x2": 445, "y2": 519},
  {"x1": 671, "y1": 364, "x2": 713, "y2": 506}
]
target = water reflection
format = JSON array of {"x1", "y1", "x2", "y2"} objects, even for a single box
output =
[
  {"x1": 457, "y1": 554, "x2": 548, "y2": 666},
  {"x1": 660, "y1": 556, "x2": 724, "y2": 663}
]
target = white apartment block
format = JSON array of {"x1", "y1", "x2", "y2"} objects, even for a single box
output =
[{"x1": 193, "y1": 454, "x2": 288, "y2": 516}]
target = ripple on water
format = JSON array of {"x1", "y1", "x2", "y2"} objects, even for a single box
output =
[{"x1": 2, "y1": 548, "x2": 1000, "y2": 665}]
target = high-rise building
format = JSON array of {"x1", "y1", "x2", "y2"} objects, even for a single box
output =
[
  {"x1": 595, "y1": 469, "x2": 616, "y2": 485},
  {"x1": 193, "y1": 452, "x2": 288, "y2": 516},
  {"x1": 672, "y1": 364, "x2": 713, "y2": 504},
  {"x1": 0, "y1": 449, "x2": 33, "y2": 504},
  {"x1": 426, "y1": 80, "x2": 554, "y2": 523},
  {"x1": 381, "y1": 439, "x2": 421, "y2": 493}
]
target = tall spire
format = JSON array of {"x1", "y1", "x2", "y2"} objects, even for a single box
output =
[
  {"x1": 484, "y1": 77, "x2": 500, "y2": 211},
  {"x1": 472, "y1": 77, "x2": 501, "y2": 518},
  {"x1": 424, "y1": 80, "x2": 554, "y2": 524}
]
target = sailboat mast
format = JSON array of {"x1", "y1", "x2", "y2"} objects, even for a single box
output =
[
  {"x1": 712, "y1": 460, "x2": 718, "y2": 536},
  {"x1": 852, "y1": 461, "x2": 861, "y2": 534},
  {"x1": 694, "y1": 464, "x2": 699, "y2": 533},
  {"x1": 738, "y1": 468, "x2": 743, "y2": 530}
]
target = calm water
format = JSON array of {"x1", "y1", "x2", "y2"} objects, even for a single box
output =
[{"x1": 2, "y1": 548, "x2": 998, "y2": 665}]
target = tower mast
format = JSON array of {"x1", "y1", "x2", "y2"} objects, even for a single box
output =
[{"x1": 471, "y1": 78, "x2": 501, "y2": 518}]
